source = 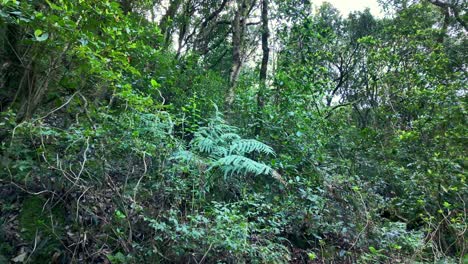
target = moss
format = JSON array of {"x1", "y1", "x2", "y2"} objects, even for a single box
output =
[
  {"x1": 0, "y1": 240, "x2": 13, "y2": 258},
  {"x1": 0, "y1": 254, "x2": 8, "y2": 264},
  {"x1": 19, "y1": 196, "x2": 66, "y2": 262}
]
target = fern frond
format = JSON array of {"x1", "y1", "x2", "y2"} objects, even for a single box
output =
[
  {"x1": 211, "y1": 146, "x2": 228, "y2": 158},
  {"x1": 171, "y1": 150, "x2": 207, "y2": 168},
  {"x1": 195, "y1": 136, "x2": 217, "y2": 153},
  {"x1": 220, "y1": 133, "x2": 241, "y2": 141},
  {"x1": 229, "y1": 139, "x2": 275, "y2": 156},
  {"x1": 212, "y1": 155, "x2": 273, "y2": 178},
  {"x1": 186, "y1": 108, "x2": 277, "y2": 182},
  {"x1": 172, "y1": 150, "x2": 198, "y2": 164}
]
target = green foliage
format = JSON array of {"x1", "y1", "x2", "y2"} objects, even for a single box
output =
[
  {"x1": 214, "y1": 155, "x2": 273, "y2": 177},
  {"x1": 174, "y1": 109, "x2": 276, "y2": 181},
  {"x1": 107, "y1": 252, "x2": 133, "y2": 264},
  {"x1": 19, "y1": 196, "x2": 65, "y2": 262},
  {"x1": 145, "y1": 195, "x2": 291, "y2": 263},
  {"x1": 0, "y1": 0, "x2": 466, "y2": 263}
]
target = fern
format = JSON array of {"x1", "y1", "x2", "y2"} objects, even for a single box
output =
[
  {"x1": 172, "y1": 150, "x2": 197, "y2": 163},
  {"x1": 211, "y1": 155, "x2": 273, "y2": 178},
  {"x1": 196, "y1": 136, "x2": 217, "y2": 154},
  {"x1": 220, "y1": 133, "x2": 241, "y2": 141},
  {"x1": 229, "y1": 139, "x2": 275, "y2": 156},
  {"x1": 174, "y1": 108, "x2": 278, "y2": 181}
]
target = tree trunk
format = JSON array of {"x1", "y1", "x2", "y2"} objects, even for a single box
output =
[
  {"x1": 255, "y1": 0, "x2": 269, "y2": 134},
  {"x1": 159, "y1": 0, "x2": 183, "y2": 47},
  {"x1": 257, "y1": 0, "x2": 269, "y2": 108},
  {"x1": 226, "y1": 0, "x2": 251, "y2": 111},
  {"x1": 176, "y1": 0, "x2": 193, "y2": 57},
  {"x1": 120, "y1": 0, "x2": 132, "y2": 14}
]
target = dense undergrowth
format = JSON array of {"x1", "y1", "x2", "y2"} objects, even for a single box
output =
[{"x1": 0, "y1": 0, "x2": 466, "y2": 263}]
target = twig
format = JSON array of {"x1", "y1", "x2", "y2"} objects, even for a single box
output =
[
  {"x1": 348, "y1": 191, "x2": 370, "y2": 251},
  {"x1": 75, "y1": 187, "x2": 92, "y2": 222},
  {"x1": 10, "y1": 92, "x2": 78, "y2": 144},
  {"x1": 77, "y1": 137, "x2": 90, "y2": 180},
  {"x1": 198, "y1": 243, "x2": 213, "y2": 264}
]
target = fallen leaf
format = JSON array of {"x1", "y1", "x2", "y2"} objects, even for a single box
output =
[{"x1": 11, "y1": 252, "x2": 27, "y2": 263}]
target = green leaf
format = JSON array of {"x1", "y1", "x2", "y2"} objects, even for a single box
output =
[
  {"x1": 115, "y1": 210, "x2": 126, "y2": 220},
  {"x1": 150, "y1": 79, "x2": 159, "y2": 88},
  {"x1": 308, "y1": 252, "x2": 317, "y2": 260},
  {"x1": 46, "y1": 0, "x2": 63, "y2": 10},
  {"x1": 34, "y1": 29, "x2": 49, "y2": 41},
  {"x1": 34, "y1": 29, "x2": 42, "y2": 37},
  {"x1": 369, "y1": 246, "x2": 379, "y2": 254}
]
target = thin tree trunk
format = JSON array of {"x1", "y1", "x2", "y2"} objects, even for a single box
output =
[
  {"x1": 176, "y1": 1, "x2": 192, "y2": 58},
  {"x1": 257, "y1": 0, "x2": 269, "y2": 108},
  {"x1": 226, "y1": 0, "x2": 250, "y2": 111},
  {"x1": 159, "y1": 0, "x2": 182, "y2": 47},
  {"x1": 255, "y1": 0, "x2": 269, "y2": 134}
]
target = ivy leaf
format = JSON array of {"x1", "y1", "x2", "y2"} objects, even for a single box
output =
[
  {"x1": 150, "y1": 79, "x2": 159, "y2": 88},
  {"x1": 115, "y1": 210, "x2": 126, "y2": 220},
  {"x1": 34, "y1": 29, "x2": 49, "y2": 41},
  {"x1": 46, "y1": 0, "x2": 63, "y2": 10},
  {"x1": 34, "y1": 29, "x2": 42, "y2": 37}
]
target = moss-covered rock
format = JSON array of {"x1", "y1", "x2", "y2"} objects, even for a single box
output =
[{"x1": 19, "y1": 196, "x2": 66, "y2": 262}]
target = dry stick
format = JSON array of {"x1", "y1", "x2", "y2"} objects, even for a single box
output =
[
  {"x1": 198, "y1": 242, "x2": 214, "y2": 264},
  {"x1": 77, "y1": 137, "x2": 90, "y2": 180},
  {"x1": 10, "y1": 92, "x2": 78, "y2": 145},
  {"x1": 103, "y1": 171, "x2": 134, "y2": 249},
  {"x1": 36, "y1": 91, "x2": 79, "y2": 121},
  {"x1": 457, "y1": 193, "x2": 467, "y2": 264},
  {"x1": 78, "y1": 93, "x2": 97, "y2": 130},
  {"x1": 2, "y1": 168, "x2": 55, "y2": 195},
  {"x1": 25, "y1": 39, "x2": 73, "y2": 119},
  {"x1": 36, "y1": 96, "x2": 89, "y2": 202},
  {"x1": 71, "y1": 227, "x2": 80, "y2": 263},
  {"x1": 75, "y1": 186, "x2": 92, "y2": 222},
  {"x1": 126, "y1": 153, "x2": 149, "y2": 246},
  {"x1": 24, "y1": 230, "x2": 39, "y2": 263},
  {"x1": 0, "y1": 178, "x2": 51, "y2": 196},
  {"x1": 348, "y1": 191, "x2": 370, "y2": 251},
  {"x1": 3, "y1": 168, "x2": 69, "y2": 226},
  {"x1": 43, "y1": 107, "x2": 91, "y2": 211},
  {"x1": 49, "y1": 157, "x2": 89, "y2": 210},
  {"x1": 39, "y1": 132, "x2": 50, "y2": 163},
  {"x1": 415, "y1": 208, "x2": 449, "y2": 260},
  {"x1": 133, "y1": 152, "x2": 148, "y2": 203}
]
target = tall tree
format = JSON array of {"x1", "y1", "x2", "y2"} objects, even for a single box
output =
[
  {"x1": 226, "y1": 0, "x2": 256, "y2": 111},
  {"x1": 159, "y1": 0, "x2": 183, "y2": 47},
  {"x1": 257, "y1": 0, "x2": 269, "y2": 109}
]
